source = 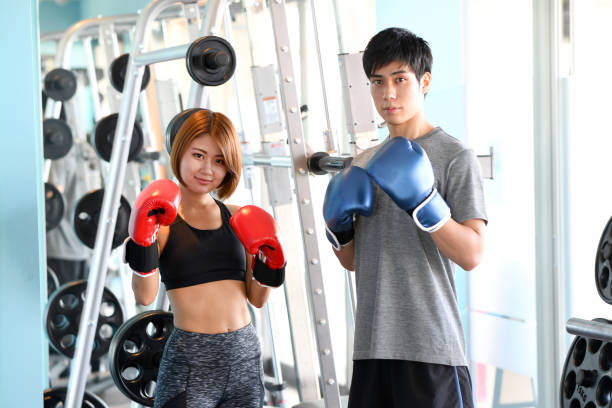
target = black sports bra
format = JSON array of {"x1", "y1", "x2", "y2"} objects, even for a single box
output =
[{"x1": 159, "y1": 199, "x2": 246, "y2": 290}]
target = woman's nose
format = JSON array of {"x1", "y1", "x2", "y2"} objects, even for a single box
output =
[{"x1": 200, "y1": 158, "x2": 213, "y2": 173}]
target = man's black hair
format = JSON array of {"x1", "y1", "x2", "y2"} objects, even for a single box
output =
[{"x1": 362, "y1": 27, "x2": 432, "y2": 81}]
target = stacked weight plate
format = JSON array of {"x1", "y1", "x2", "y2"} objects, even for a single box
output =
[{"x1": 561, "y1": 217, "x2": 612, "y2": 407}]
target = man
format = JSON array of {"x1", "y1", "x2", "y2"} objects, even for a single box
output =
[{"x1": 323, "y1": 27, "x2": 488, "y2": 407}]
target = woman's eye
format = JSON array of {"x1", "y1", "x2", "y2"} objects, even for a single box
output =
[
  {"x1": 193, "y1": 153, "x2": 203, "y2": 159},
  {"x1": 216, "y1": 159, "x2": 225, "y2": 165}
]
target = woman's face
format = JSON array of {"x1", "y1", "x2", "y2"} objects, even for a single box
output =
[{"x1": 179, "y1": 133, "x2": 227, "y2": 195}]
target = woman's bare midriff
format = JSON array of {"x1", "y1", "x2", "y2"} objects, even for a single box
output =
[{"x1": 168, "y1": 279, "x2": 251, "y2": 334}]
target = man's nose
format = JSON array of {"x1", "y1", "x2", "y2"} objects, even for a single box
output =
[{"x1": 383, "y1": 84, "x2": 396, "y2": 100}]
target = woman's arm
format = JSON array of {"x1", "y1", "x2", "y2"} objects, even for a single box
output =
[
  {"x1": 130, "y1": 226, "x2": 169, "y2": 305},
  {"x1": 127, "y1": 179, "x2": 179, "y2": 305},
  {"x1": 131, "y1": 269, "x2": 160, "y2": 306},
  {"x1": 430, "y1": 218, "x2": 486, "y2": 271},
  {"x1": 245, "y1": 251, "x2": 272, "y2": 308},
  {"x1": 227, "y1": 203, "x2": 278, "y2": 308}
]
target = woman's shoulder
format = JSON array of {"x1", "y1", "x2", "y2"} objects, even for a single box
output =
[{"x1": 223, "y1": 202, "x2": 242, "y2": 216}]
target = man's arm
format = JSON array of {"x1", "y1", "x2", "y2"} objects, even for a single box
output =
[
  {"x1": 322, "y1": 166, "x2": 374, "y2": 270},
  {"x1": 430, "y1": 218, "x2": 486, "y2": 271},
  {"x1": 332, "y1": 240, "x2": 355, "y2": 271}
]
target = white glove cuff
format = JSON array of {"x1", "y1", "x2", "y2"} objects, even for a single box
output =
[{"x1": 413, "y1": 188, "x2": 451, "y2": 232}]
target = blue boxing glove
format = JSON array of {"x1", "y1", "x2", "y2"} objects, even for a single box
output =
[
  {"x1": 365, "y1": 137, "x2": 450, "y2": 232},
  {"x1": 323, "y1": 166, "x2": 374, "y2": 250}
]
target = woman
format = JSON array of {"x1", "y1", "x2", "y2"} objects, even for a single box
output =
[{"x1": 124, "y1": 108, "x2": 286, "y2": 408}]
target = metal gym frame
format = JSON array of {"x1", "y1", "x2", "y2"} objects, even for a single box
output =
[
  {"x1": 268, "y1": 1, "x2": 342, "y2": 406},
  {"x1": 41, "y1": 7, "x2": 198, "y2": 185},
  {"x1": 58, "y1": 0, "x2": 349, "y2": 406},
  {"x1": 62, "y1": 1, "x2": 225, "y2": 406}
]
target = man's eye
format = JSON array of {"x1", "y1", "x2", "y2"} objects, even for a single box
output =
[
  {"x1": 397, "y1": 77, "x2": 406, "y2": 82},
  {"x1": 373, "y1": 79, "x2": 382, "y2": 85}
]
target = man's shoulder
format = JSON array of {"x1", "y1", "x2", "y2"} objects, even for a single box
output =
[
  {"x1": 422, "y1": 127, "x2": 466, "y2": 148},
  {"x1": 352, "y1": 142, "x2": 384, "y2": 167},
  {"x1": 419, "y1": 127, "x2": 473, "y2": 160}
]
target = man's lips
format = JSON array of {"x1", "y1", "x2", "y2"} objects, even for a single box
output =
[{"x1": 384, "y1": 107, "x2": 401, "y2": 113}]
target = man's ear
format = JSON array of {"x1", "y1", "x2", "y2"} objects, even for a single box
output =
[{"x1": 421, "y1": 72, "x2": 432, "y2": 95}]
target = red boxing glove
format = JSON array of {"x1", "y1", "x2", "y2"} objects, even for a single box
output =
[
  {"x1": 129, "y1": 179, "x2": 181, "y2": 246},
  {"x1": 125, "y1": 179, "x2": 180, "y2": 275},
  {"x1": 230, "y1": 205, "x2": 286, "y2": 287}
]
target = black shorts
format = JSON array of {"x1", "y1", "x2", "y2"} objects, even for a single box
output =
[{"x1": 348, "y1": 359, "x2": 474, "y2": 408}]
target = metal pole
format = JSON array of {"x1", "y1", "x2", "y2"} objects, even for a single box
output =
[
  {"x1": 566, "y1": 318, "x2": 612, "y2": 343},
  {"x1": 268, "y1": 1, "x2": 341, "y2": 406},
  {"x1": 83, "y1": 37, "x2": 103, "y2": 120},
  {"x1": 533, "y1": 0, "x2": 565, "y2": 406},
  {"x1": 223, "y1": 0, "x2": 247, "y2": 143},
  {"x1": 298, "y1": 0, "x2": 310, "y2": 146},
  {"x1": 138, "y1": 92, "x2": 162, "y2": 181},
  {"x1": 264, "y1": 303, "x2": 287, "y2": 407},
  {"x1": 98, "y1": 22, "x2": 122, "y2": 114},
  {"x1": 308, "y1": 0, "x2": 336, "y2": 153}
]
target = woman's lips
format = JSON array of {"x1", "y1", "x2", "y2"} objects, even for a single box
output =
[{"x1": 195, "y1": 177, "x2": 212, "y2": 185}]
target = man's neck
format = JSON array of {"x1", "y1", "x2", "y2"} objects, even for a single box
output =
[{"x1": 388, "y1": 115, "x2": 434, "y2": 140}]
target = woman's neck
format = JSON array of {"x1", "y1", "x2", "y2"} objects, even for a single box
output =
[{"x1": 179, "y1": 186, "x2": 215, "y2": 210}]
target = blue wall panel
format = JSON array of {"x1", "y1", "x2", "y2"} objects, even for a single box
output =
[
  {"x1": 0, "y1": 1, "x2": 47, "y2": 406},
  {"x1": 39, "y1": 0, "x2": 80, "y2": 34},
  {"x1": 80, "y1": 0, "x2": 151, "y2": 20}
]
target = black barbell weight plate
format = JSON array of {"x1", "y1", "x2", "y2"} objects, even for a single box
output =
[
  {"x1": 165, "y1": 108, "x2": 204, "y2": 154},
  {"x1": 560, "y1": 318, "x2": 612, "y2": 407},
  {"x1": 45, "y1": 182, "x2": 64, "y2": 231},
  {"x1": 44, "y1": 68, "x2": 77, "y2": 101},
  {"x1": 186, "y1": 36, "x2": 236, "y2": 86},
  {"x1": 91, "y1": 113, "x2": 143, "y2": 162},
  {"x1": 73, "y1": 189, "x2": 131, "y2": 250},
  {"x1": 109, "y1": 53, "x2": 151, "y2": 93},
  {"x1": 595, "y1": 217, "x2": 612, "y2": 305},
  {"x1": 44, "y1": 280, "x2": 124, "y2": 361},
  {"x1": 109, "y1": 310, "x2": 174, "y2": 407},
  {"x1": 44, "y1": 386, "x2": 109, "y2": 408},
  {"x1": 43, "y1": 118, "x2": 73, "y2": 160}
]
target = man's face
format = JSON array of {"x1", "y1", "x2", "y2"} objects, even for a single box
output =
[{"x1": 369, "y1": 61, "x2": 430, "y2": 127}]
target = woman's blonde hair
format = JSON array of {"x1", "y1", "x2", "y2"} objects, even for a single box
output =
[{"x1": 169, "y1": 109, "x2": 241, "y2": 200}]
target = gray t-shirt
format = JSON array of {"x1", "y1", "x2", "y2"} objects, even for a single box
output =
[{"x1": 351, "y1": 127, "x2": 488, "y2": 366}]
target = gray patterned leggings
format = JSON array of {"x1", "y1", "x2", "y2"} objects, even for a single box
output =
[{"x1": 153, "y1": 323, "x2": 264, "y2": 408}]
